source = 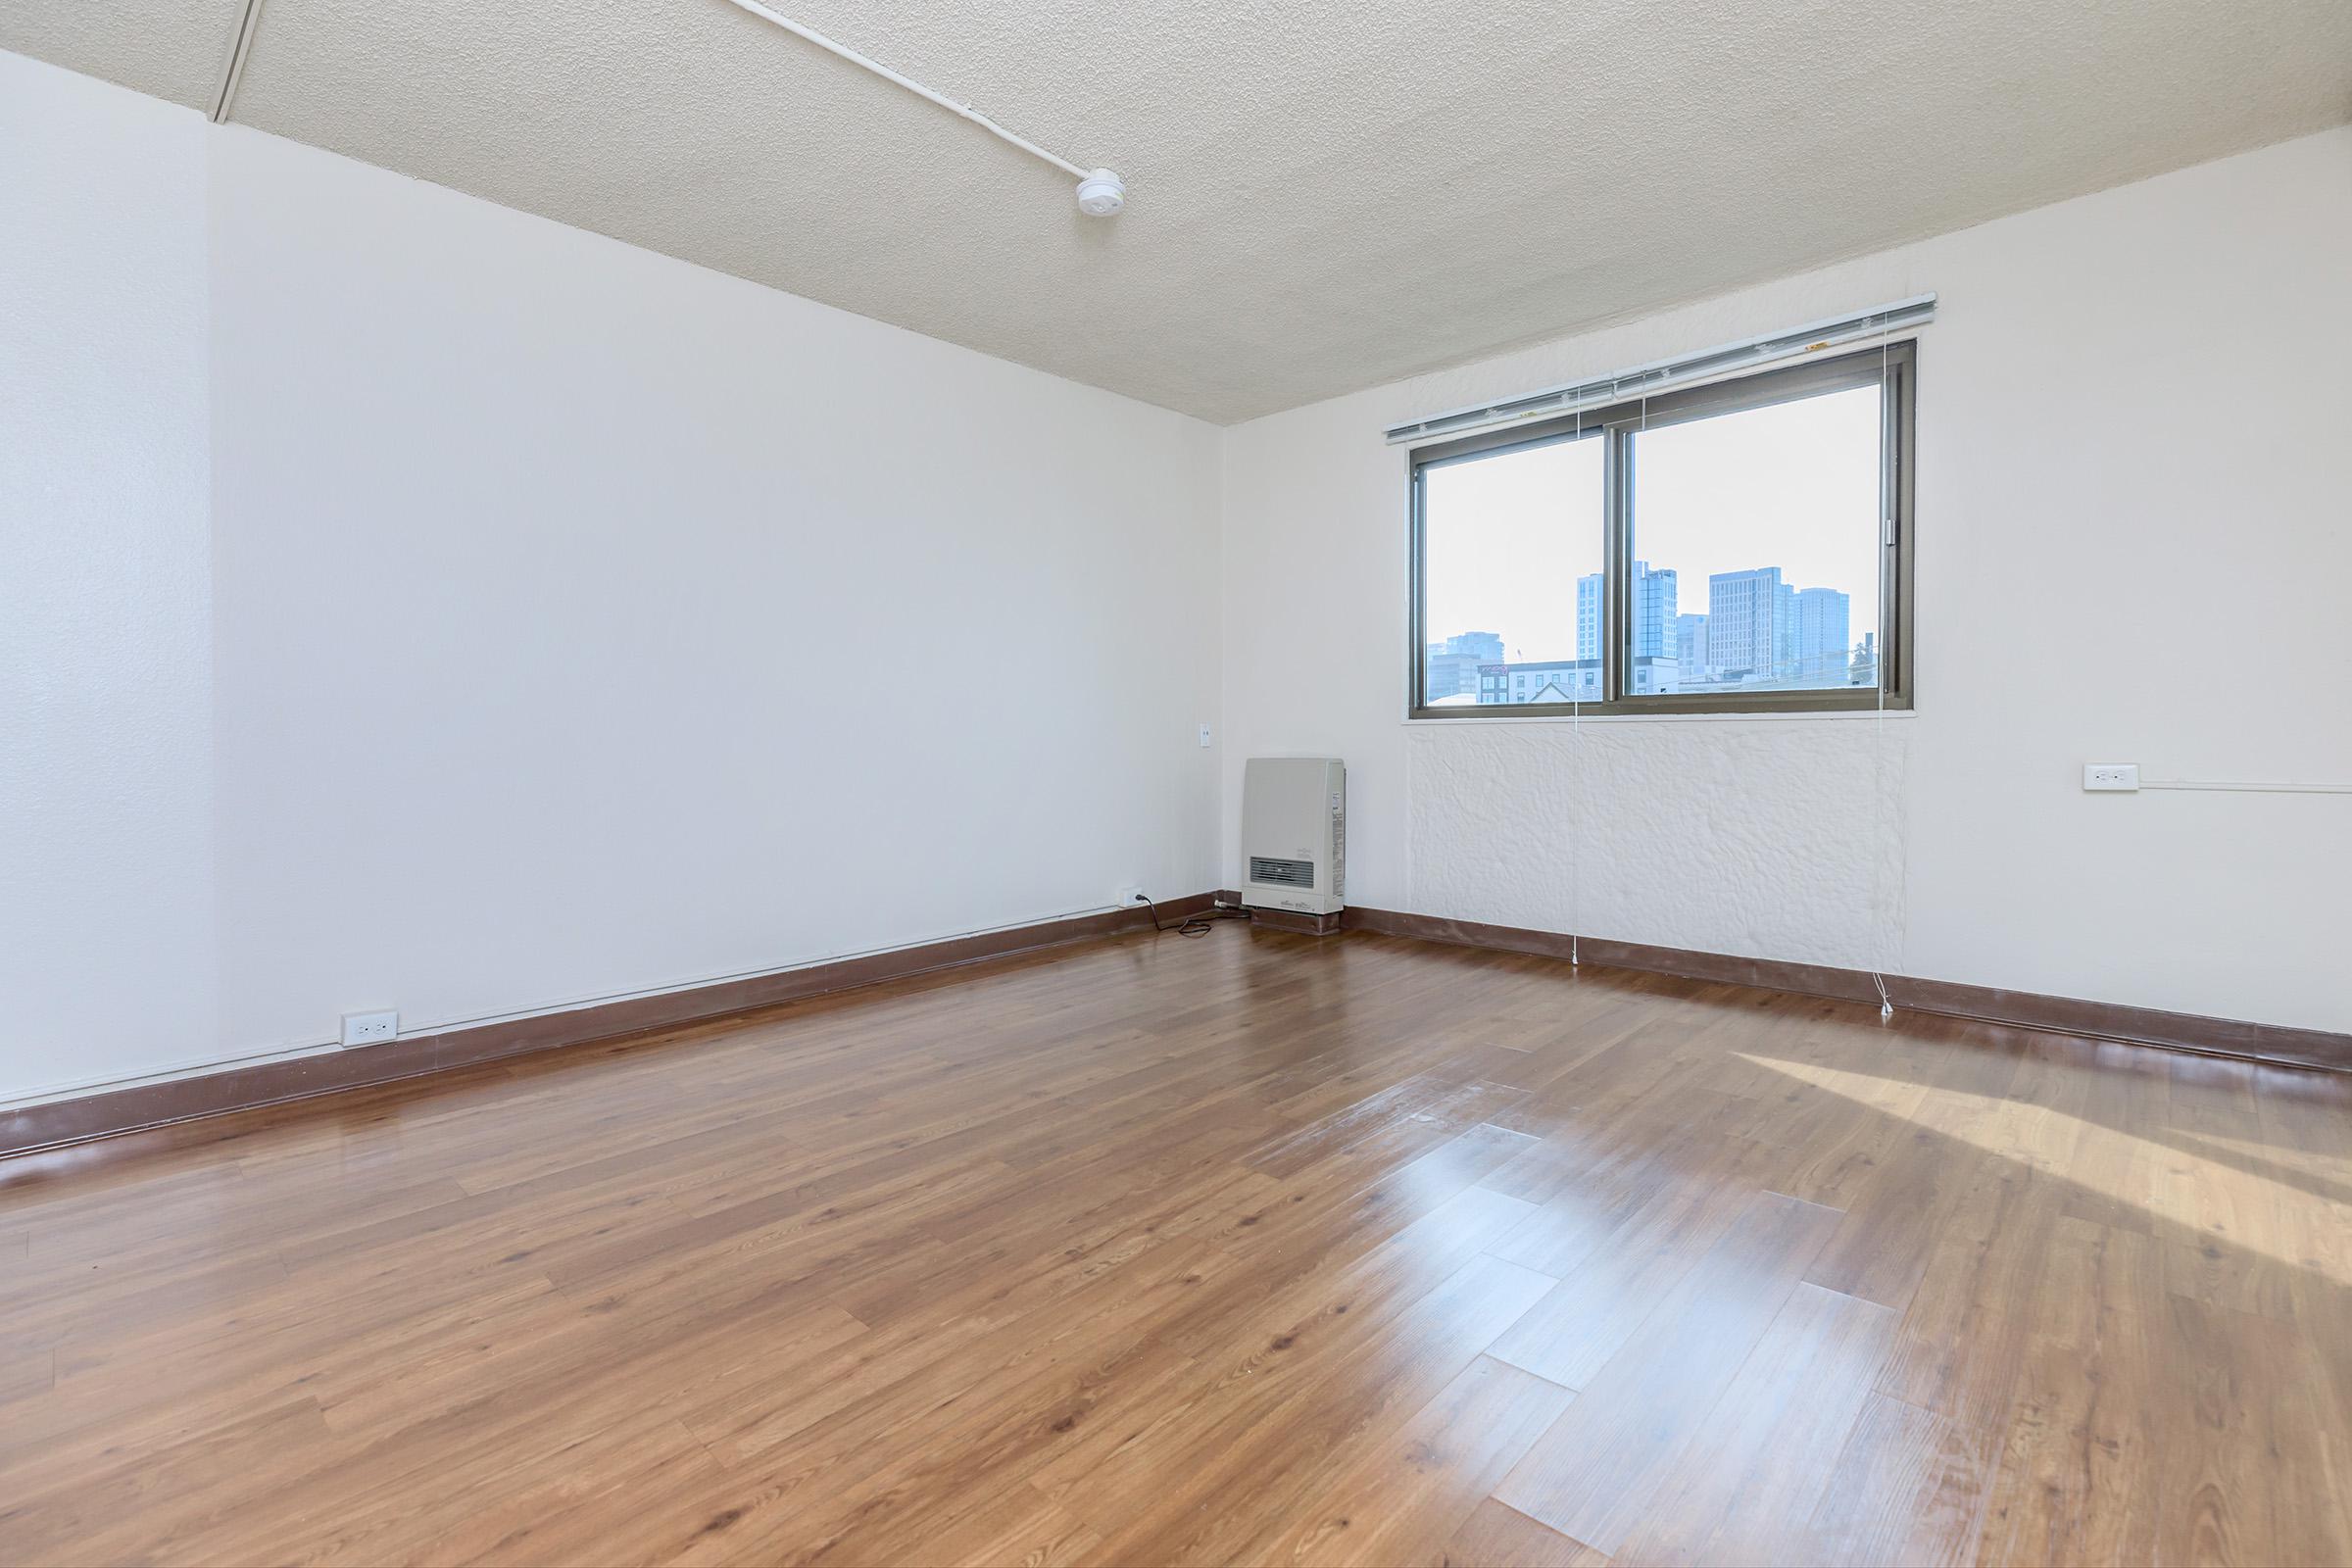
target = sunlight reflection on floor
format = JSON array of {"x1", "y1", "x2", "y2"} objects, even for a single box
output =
[{"x1": 1739, "y1": 1052, "x2": 2348, "y2": 1288}]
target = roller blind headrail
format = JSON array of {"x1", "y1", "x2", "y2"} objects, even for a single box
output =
[{"x1": 1383, "y1": 293, "x2": 1937, "y2": 447}]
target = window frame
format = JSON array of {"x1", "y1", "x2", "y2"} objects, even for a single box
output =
[{"x1": 1406, "y1": 341, "x2": 1915, "y2": 719}]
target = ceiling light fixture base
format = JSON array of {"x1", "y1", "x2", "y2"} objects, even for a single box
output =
[{"x1": 1076, "y1": 169, "x2": 1126, "y2": 218}]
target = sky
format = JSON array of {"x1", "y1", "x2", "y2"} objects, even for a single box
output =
[{"x1": 1423, "y1": 383, "x2": 1883, "y2": 663}]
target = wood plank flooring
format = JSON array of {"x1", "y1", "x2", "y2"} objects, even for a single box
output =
[{"x1": 3, "y1": 925, "x2": 2349, "y2": 1566}]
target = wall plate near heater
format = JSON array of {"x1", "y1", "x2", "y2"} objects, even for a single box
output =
[{"x1": 1240, "y1": 758, "x2": 1346, "y2": 916}]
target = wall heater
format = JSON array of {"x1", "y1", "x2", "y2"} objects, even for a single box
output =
[{"x1": 1240, "y1": 757, "x2": 1346, "y2": 916}]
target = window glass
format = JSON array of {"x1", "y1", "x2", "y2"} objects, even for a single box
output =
[
  {"x1": 1631, "y1": 384, "x2": 1883, "y2": 695},
  {"x1": 1410, "y1": 347, "x2": 1908, "y2": 715},
  {"x1": 1420, "y1": 434, "x2": 1602, "y2": 709}
]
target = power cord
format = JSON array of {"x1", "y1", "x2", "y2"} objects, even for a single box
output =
[{"x1": 1133, "y1": 892, "x2": 1252, "y2": 938}]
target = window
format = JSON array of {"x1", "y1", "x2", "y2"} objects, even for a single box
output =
[{"x1": 1410, "y1": 343, "x2": 1913, "y2": 716}]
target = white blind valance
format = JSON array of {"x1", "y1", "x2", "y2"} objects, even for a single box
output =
[{"x1": 1384, "y1": 294, "x2": 1936, "y2": 447}]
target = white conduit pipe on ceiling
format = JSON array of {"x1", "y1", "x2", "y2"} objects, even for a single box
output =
[
  {"x1": 710, "y1": 0, "x2": 1124, "y2": 212},
  {"x1": 210, "y1": 0, "x2": 267, "y2": 122}
]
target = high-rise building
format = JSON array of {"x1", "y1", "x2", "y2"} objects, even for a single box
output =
[
  {"x1": 1547, "y1": 568, "x2": 1853, "y2": 692},
  {"x1": 1706, "y1": 567, "x2": 1793, "y2": 679},
  {"x1": 1576, "y1": 572, "x2": 1603, "y2": 662},
  {"x1": 1577, "y1": 564, "x2": 1675, "y2": 661},
  {"x1": 1424, "y1": 630, "x2": 1504, "y2": 701},
  {"x1": 1675, "y1": 612, "x2": 1711, "y2": 687},
  {"x1": 1790, "y1": 587, "x2": 1850, "y2": 685},
  {"x1": 1444, "y1": 631, "x2": 1502, "y2": 661},
  {"x1": 1425, "y1": 651, "x2": 1474, "y2": 701},
  {"x1": 1635, "y1": 564, "x2": 1678, "y2": 659}
]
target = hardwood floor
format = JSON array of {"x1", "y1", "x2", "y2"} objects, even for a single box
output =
[{"x1": 3, "y1": 925, "x2": 2348, "y2": 1566}]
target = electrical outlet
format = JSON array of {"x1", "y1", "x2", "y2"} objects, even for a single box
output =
[
  {"x1": 1197, "y1": 723, "x2": 1213, "y2": 748},
  {"x1": 2083, "y1": 763, "x2": 2139, "y2": 792},
  {"x1": 1113, "y1": 884, "x2": 1145, "y2": 909},
  {"x1": 341, "y1": 1009, "x2": 399, "y2": 1048}
]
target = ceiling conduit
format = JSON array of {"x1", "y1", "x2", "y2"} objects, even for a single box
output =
[
  {"x1": 210, "y1": 0, "x2": 266, "y2": 122},
  {"x1": 710, "y1": 0, "x2": 1126, "y2": 216}
]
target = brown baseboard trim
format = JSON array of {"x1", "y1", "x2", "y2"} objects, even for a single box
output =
[
  {"x1": 1343, "y1": 905, "x2": 2350, "y2": 1074},
  {"x1": 1342, "y1": 907, "x2": 1883, "y2": 1004},
  {"x1": 0, "y1": 893, "x2": 1218, "y2": 1160},
  {"x1": 1876, "y1": 976, "x2": 2352, "y2": 1075}
]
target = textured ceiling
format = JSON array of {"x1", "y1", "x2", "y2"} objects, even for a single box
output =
[
  {"x1": 0, "y1": 0, "x2": 246, "y2": 110},
  {"x1": 7, "y1": 0, "x2": 2351, "y2": 421}
]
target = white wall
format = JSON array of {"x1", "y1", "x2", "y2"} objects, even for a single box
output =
[
  {"x1": 1221, "y1": 126, "x2": 2352, "y2": 1034},
  {"x1": 2, "y1": 50, "x2": 1222, "y2": 1104},
  {"x1": 1, "y1": 60, "x2": 217, "y2": 1097}
]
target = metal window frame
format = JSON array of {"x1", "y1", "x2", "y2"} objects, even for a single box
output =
[{"x1": 1406, "y1": 341, "x2": 1916, "y2": 720}]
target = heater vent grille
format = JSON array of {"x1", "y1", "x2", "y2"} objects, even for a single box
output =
[{"x1": 1250, "y1": 857, "x2": 1315, "y2": 889}]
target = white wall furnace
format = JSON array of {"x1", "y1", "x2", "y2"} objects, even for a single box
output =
[{"x1": 1239, "y1": 758, "x2": 1347, "y2": 916}]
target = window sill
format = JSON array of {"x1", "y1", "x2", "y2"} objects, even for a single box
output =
[{"x1": 1403, "y1": 706, "x2": 1916, "y2": 726}]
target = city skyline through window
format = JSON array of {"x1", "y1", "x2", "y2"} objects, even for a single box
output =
[
  {"x1": 1419, "y1": 375, "x2": 1889, "y2": 709},
  {"x1": 1632, "y1": 384, "x2": 1881, "y2": 694}
]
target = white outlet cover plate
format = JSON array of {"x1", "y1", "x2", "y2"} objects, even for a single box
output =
[
  {"x1": 341, "y1": 1009, "x2": 399, "y2": 1047},
  {"x1": 2083, "y1": 762, "x2": 2140, "y2": 792}
]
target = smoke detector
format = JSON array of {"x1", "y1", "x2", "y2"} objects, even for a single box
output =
[{"x1": 1076, "y1": 169, "x2": 1126, "y2": 218}]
